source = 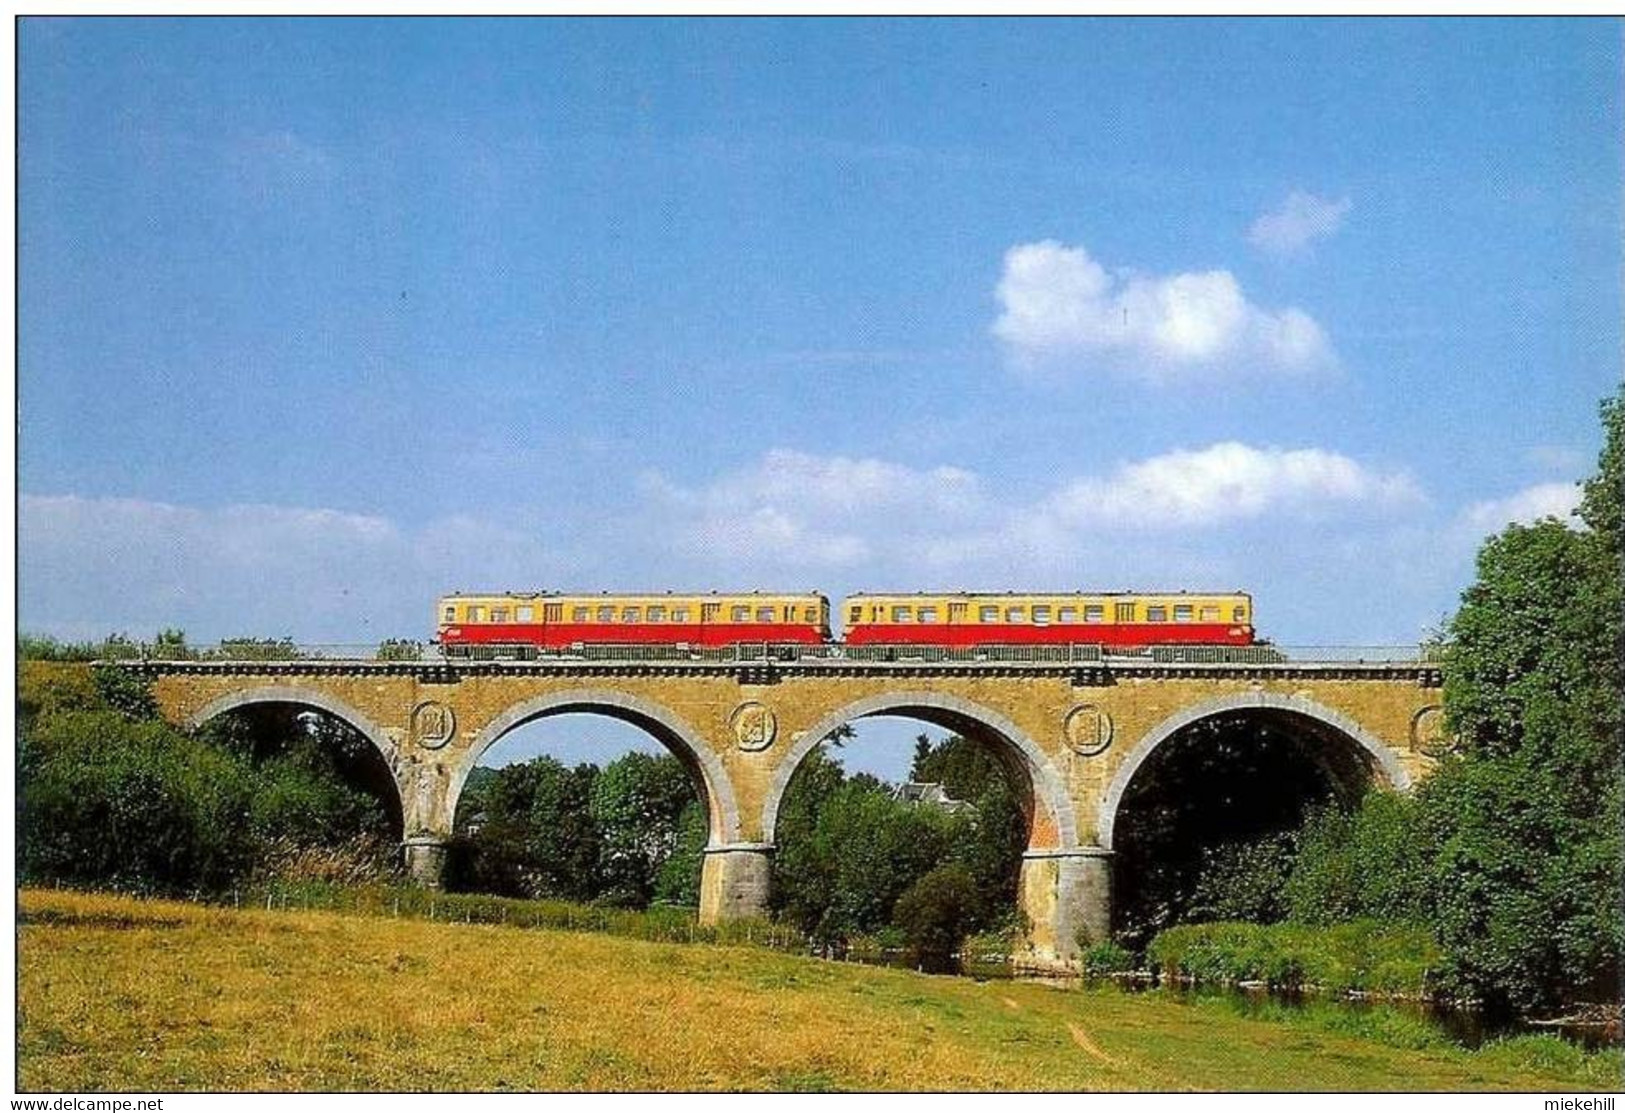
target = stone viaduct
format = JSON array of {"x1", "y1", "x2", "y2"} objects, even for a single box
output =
[{"x1": 132, "y1": 652, "x2": 1445, "y2": 967}]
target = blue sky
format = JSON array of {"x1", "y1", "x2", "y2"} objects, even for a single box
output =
[{"x1": 18, "y1": 18, "x2": 1622, "y2": 778}]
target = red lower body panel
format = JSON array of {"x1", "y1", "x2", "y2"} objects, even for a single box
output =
[
  {"x1": 440, "y1": 622, "x2": 827, "y2": 649},
  {"x1": 843, "y1": 623, "x2": 1252, "y2": 647}
]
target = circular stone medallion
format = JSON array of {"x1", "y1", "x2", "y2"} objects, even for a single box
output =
[
  {"x1": 412, "y1": 700, "x2": 456, "y2": 749},
  {"x1": 1410, "y1": 704, "x2": 1451, "y2": 757},
  {"x1": 1064, "y1": 703, "x2": 1113, "y2": 757},
  {"x1": 730, "y1": 701, "x2": 778, "y2": 752}
]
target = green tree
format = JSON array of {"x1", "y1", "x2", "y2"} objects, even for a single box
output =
[
  {"x1": 21, "y1": 710, "x2": 259, "y2": 893},
  {"x1": 1278, "y1": 793, "x2": 1432, "y2": 927},
  {"x1": 893, "y1": 862, "x2": 987, "y2": 968},
  {"x1": 653, "y1": 799, "x2": 707, "y2": 907},
  {"x1": 21, "y1": 661, "x2": 398, "y2": 894},
  {"x1": 590, "y1": 752, "x2": 697, "y2": 906},
  {"x1": 908, "y1": 733, "x2": 1005, "y2": 799},
  {"x1": 452, "y1": 757, "x2": 604, "y2": 900},
  {"x1": 912, "y1": 735, "x2": 1029, "y2": 918},
  {"x1": 1421, "y1": 387, "x2": 1623, "y2": 1010}
]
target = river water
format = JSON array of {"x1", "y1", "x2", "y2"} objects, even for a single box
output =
[{"x1": 840, "y1": 951, "x2": 1619, "y2": 1052}]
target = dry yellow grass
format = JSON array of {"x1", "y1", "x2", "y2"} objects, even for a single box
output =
[{"x1": 17, "y1": 889, "x2": 1614, "y2": 1092}]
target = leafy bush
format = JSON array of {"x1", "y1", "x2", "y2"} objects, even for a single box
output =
[
  {"x1": 21, "y1": 710, "x2": 259, "y2": 894},
  {"x1": 892, "y1": 862, "x2": 986, "y2": 964},
  {"x1": 591, "y1": 752, "x2": 696, "y2": 907},
  {"x1": 651, "y1": 799, "x2": 707, "y2": 907},
  {"x1": 210, "y1": 637, "x2": 303, "y2": 661},
  {"x1": 241, "y1": 879, "x2": 806, "y2": 950},
  {"x1": 1082, "y1": 940, "x2": 1137, "y2": 977},
  {"x1": 1147, "y1": 920, "x2": 1439, "y2": 995},
  {"x1": 91, "y1": 665, "x2": 159, "y2": 720},
  {"x1": 18, "y1": 632, "x2": 145, "y2": 662},
  {"x1": 770, "y1": 739, "x2": 1022, "y2": 949},
  {"x1": 375, "y1": 638, "x2": 423, "y2": 661},
  {"x1": 1283, "y1": 793, "x2": 1433, "y2": 926},
  {"x1": 19, "y1": 662, "x2": 103, "y2": 728},
  {"x1": 450, "y1": 752, "x2": 705, "y2": 910},
  {"x1": 1186, "y1": 833, "x2": 1296, "y2": 923},
  {"x1": 772, "y1": 775, "x2": 965, "y2": 945},
  {"x1": 20, "y1": 662, "x2": 401, "y2": 898},
  {"x1": 961, "y1": 923, "x2": 1021, "y2": 964}
]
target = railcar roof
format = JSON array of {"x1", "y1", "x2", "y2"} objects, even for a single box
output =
[
  {"x1": 840, "y1": 589, "x2": 1251, "y2": 598},
  {"x1": 440, "y1": 590, "x2": 829, "y2": 599}
]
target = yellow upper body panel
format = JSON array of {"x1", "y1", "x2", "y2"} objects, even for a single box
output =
[
  {"x1": 839, "y1": 592, "x2": 1251, "y2": 626},
  {"x1": 438, "y1": 592, "x2": 830, "y2": 626}
]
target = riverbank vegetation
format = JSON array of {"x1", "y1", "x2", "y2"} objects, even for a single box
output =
[{"x1": 1126, "y1": 389, "x2": 1622, "y2": 1015}]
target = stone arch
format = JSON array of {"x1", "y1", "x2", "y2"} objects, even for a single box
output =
[
  {"x1": 186, "y1": 684, "x2": 405, "y2": 833},
  {"x1": 451, "y1": 688, "x2": 742, "y2": 846},
  {"x1": 761, "y1": 690, "x2": 1079, "y2": 851},
  {"x1": 1097, "y1": 691, "x2": 1413, "y2": 850}
]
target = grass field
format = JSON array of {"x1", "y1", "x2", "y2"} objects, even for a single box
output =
[{"x1": 17, "y1": 889, "x2": 1619, "y2": 1092}]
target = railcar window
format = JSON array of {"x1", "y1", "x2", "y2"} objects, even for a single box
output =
[
  {"x1": 1115, "y1": 602, "x2": 1136, "y2": 623},
  {"x1": 1058, "y1": 607, "x2": 1077, "y2": 623},
  {"x1": 1032, "y1": 605, "x2": 1052, "y2": 623},
  {"x1": 517, "y1": 606, "x2": 535, "y2": 622},
  {"x1": 731, "y1": 606, "x2": 750, "y2": 622},
  {"x1": 672, "y1": 607, "x2": 690, "y2": 622},
  {"x1": 647, "y1": 605, "x2": 666, "y2": 622},
  {"x1": 467, "y1": 606, "x2": 486, "y2": 621},
  {"x1": 623, "y1": 607, "x2": 641, "y2": 623},
  {"x1": 1005, "y1": 606, "x2": 1025, "y2": 622},
  {"x1": 1174, "y1": 605, "x2": 1193, "y2": 622},
  {"x1": 572, "y1": 607, "x2": 589, "y2": 622},
  {"x1": 892, "y1": 606, "x2": 914, "y2": 622},
  {"x1": 597, "y1": 606, "x2": 615, "y2": 623},
  {"x1": 1085, "y1": 605, "x2": 1104, "y2": 622},
  {"x1": 1201, "y1": 606, "x2": 1219, "y2": 622},
  {"x1": 1233, "y1": 606, "x2": 1248, "y2": 622},
  {"x1": 980, "y1": 606, "x2": 999, "y2": 622},
  {"x1": 756, "y1": 607, "x2": 775, "y2": 622},
  {"x1": 491, "y1": 607, "x2": 509, "y2": 622},
  {"x1": 919, "y1": 607, "x2": 939, "y2": 623},
  {"x1": 848, "y1": 605, "x2": 862, "y2": 624},
  {"x1": 1148, "y1": 606, "x2": 1168, "y2": 622},
  {"x1": 804, "y1": 607, "x2": 819, "y2": 622},
  {"x1": 443, "y1": 606, "x2": 455, "y2": 622}
]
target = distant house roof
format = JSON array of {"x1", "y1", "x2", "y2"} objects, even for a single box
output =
[{"x1": 892, "y1": 782, "x2": 975, "y2": 814}]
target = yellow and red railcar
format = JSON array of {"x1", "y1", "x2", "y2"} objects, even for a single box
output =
[
  {"x1": 838, "y1": 591, "x2": 1254, "y2": 648},
  {"x1": 437, "y1": 591, "x2": 831, "y2": 652}
]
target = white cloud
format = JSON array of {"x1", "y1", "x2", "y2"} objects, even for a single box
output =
[
  {"x1": 19, "y1": 447, "x2": 1439, "y2": 644},
  {"x1": 636, "y1": 442, "x2": 1421, "y2": 587},
  {"x1": 18, "y1": 494, "x2": 573, "y2": 644},
  {"x1": 1248, "y1": 191, "x2": 1353, "y2": 256},
  {"x1": 1460, "y1": 482, "x2": 1581, "y2": 532},
  {"x1": 1042, "y1": 442, "x2": 1424, "y2": 529},
  {"x1": 992, "y1": 240, "x2": 1333, "y2": 379},
  {"x1": 639, "y1": 449, "x2": 986, "y2": 569}
]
